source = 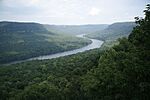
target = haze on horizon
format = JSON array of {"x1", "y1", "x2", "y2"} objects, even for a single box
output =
[{"x1": 0, "y1": 0, "x2": 149, "y2": 25}]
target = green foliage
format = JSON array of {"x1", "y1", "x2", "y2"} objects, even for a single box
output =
[
  {"x1": 0, "y1": 22, "x2": 91, "y2": 64},
  {"x1": 86, "y1": 22, "x2": 136, "y2": 50},
  {"x1": 129, "y1": 4, "x2": 150, "y2": 50},
  {"x1": 87, "y1": 22, "x2": 136, "y2": 41},
  {"x1": 0, "y1": 4, "x2": 149, "y2": 100},
  {"x1": 16, "y1": 82, "x2": 60, "y2": 100},
  {"x1": 0, "y1": 49, "x2": 102, "y2": 100},
  {"x1": 81, "y1": 4, "x2": 150, "y2": 100}
]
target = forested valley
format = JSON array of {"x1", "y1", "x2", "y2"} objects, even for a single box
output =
[
  {"x1": 0, "y1": 4, "x2": 149, "y2": 100},
  {"x1": 0, "y1": 22, "x2": 91, "y2": 64}
]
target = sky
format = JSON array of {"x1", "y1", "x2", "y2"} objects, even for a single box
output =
[{"x1": 0, "y1": 0, "x2": 149, "y2": 25}]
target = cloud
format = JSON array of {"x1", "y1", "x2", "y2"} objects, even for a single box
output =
[
  {"x1": 89, "y1": 7, "x2": 101, "y2": 16},
  {"x1": 63, "y1": 0, "x2": 69, "y2": 2},
  {"x1": 2, "y1": 0, "x2": 41, "y2": 7},
  {"x1": 0, "y1": 0, "x2": 148, "y2": 24},
  {"x1": 28, "y1": 0, "x2": 40, "y2": 6}
]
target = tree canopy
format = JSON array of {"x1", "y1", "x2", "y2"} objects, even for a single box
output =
[{"x1": 0, "y1": 4, "x2": 149, "y2": 100}]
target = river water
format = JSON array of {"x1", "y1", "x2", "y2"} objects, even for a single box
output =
[{"x1": 8, "y1": 34, "x2": 103, "y2": 65}]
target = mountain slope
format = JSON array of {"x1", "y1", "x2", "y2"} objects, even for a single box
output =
[
  {"x1": 44, "y1": 24, "x2": 108, "y2": 35},
  {"x1": 87, "y1": 22, "x2": 136, "y2": 41},
  {"x1": 0, "y1": 21, "x2": 91, "y2": 64},
  {"x1": 86, "y1": 22, "x2": 137, "y2": 50},
  {"x1": 82, "y1": 6, "x2": 150, "y2": 99},
  {"x1": 0, "y1": 21, "x2": 48, "y2": 33},
  {"x1": 0, "y1": 4, "x2": 149, "y2": 100},
  {"x1": 0, "y1": 15, "x2": 149, "y2": 99}
]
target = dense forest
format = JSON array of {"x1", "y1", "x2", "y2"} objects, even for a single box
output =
[
  {"x1": 0, "y1": 22, "x2": 91, "y2": 64},
  {"x1": 0, "y1": 4, "x2": 149, "y2": 100}
]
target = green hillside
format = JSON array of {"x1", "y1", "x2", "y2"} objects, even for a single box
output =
[
  {"x1": 0, "y1": 4, "x2": 149, "y2": 100},
  {"x1": 0, "y1": 21, "x2": 47, "y2": 33},
  {"x1": 86, "y1": 22, "x2": 136, "y2": 50},
  {"x1": 87, "y1": 22, "x2": 136, "y2": 41},
  {"x1": 0, "y1": 22, "x2": 91, "y2": 64}
]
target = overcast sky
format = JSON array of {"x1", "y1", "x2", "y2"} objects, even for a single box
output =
[{"x1": 0, "y1": 0, "x2": 149, "y2": 25}]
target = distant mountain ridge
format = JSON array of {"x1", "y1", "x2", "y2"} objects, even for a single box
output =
[
  {"x1": 0, "y1": 21, "x2": 48, "y2": 33},
  {"x1": 87, "y1": 22, "x2": 136, "y2": 41},
  {"x1": 44, "y1": 24, "x2": 108, "y2": 35}
]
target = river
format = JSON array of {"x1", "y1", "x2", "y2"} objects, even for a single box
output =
[{"x1": 8, "y1": 34, "x2": 103, "y2": 65}]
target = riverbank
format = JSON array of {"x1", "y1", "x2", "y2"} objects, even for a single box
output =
[{"x1": 6, "y1": 34, "x2": 103, "y2": 65}]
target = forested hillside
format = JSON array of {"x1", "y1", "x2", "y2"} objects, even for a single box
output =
[
  {"x1": 86, "y1": 22, "x2": 136, "y2": 50},
  {"x1": 44, "y1": 22, "x2": 136, "y2": 50},
  {"x1": 0, "y1": 22, "x2": 91, "y2": 64},
  {"x1": 87, "y1": 22, "x2": 136, "y2": 41},
  {"x1": 44, "y1": 24, "x2": 108, "y2": 35},
  {"x1": 0, "y1": 4, "x2": 149, "y2": 100},
  {"x1": 82, "y1": 5, "x2": 150, "y2": 99},
  {"x1": 0, "y1": 49, "x2": 103, "y2": 100},
  {"x1": 0, "y1": 21, "x2": 47, "y2": 33}
]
